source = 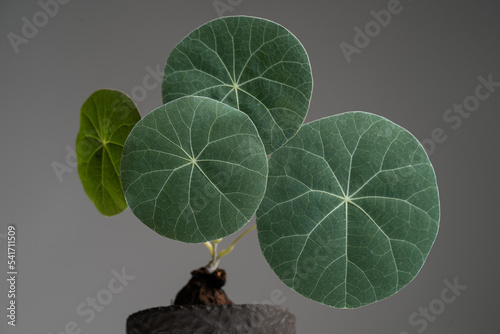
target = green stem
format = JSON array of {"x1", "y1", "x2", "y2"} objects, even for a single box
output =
[
  {"x1": 218, "y1": 224, "x2": 256, "y2": 259},
  {"x1": 203, "y1": 225, "x2": 257, "y2": 272},
  {"x1": 206, "y1": 239, "x2": 222, "y2": 272},
  {"x1": 204, "y1": 242, "x2": 214, "y2": 256}
]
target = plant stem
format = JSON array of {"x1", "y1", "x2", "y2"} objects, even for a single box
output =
[
  {"x1": 218, "y1": 224, "x2": 256, "y2": 259},
  {"x1": 206, "y1": 239, "x2": 222, "y2": 273},
  {"x1": 204, "y1": 224, "x2": 257, "y2": 272},
  {"x1": 203, "y1": 242, "x2": 214, "y2": 257}
]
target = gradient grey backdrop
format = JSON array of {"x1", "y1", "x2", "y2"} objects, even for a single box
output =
[{"x1": 1, "y1": 0, "x2": 499, "y2": 333}]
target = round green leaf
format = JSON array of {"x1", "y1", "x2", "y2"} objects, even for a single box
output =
[
  {"x1": 162, "y1": 16, "x2": 313, "y2": 155},
  {"x1": 256, "y1": 111, "x2": 440, "y2": 309},
  {"x1": 76, "y1": 89, "x2": 141, "y2": 216},
  {"x1": 121, "y1": 96, "x2": 268, "y2": 243}
]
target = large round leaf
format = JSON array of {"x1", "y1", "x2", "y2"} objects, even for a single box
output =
[
  {"x1": 76, "y1": 89, "x2": 141, "y2": 216},
  {"x1": 257, "y1": 111, "x2": 440, "y2": 309},
  {"x1": 121, "y1": 96, "x2": 268, "y2": 243},
  {"x1": 162, "y1": 16, "x2": 313, "y2": 155}
]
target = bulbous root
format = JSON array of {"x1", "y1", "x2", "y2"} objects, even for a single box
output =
[{"x1": 174, "y1": 267, "x2": 233, "y2": 305}]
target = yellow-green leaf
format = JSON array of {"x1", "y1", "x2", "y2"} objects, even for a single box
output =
[{"x1": 76, "y1": 89, "x2": 141, "y2": 216}]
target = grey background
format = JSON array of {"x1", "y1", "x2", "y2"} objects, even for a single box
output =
[{"x1": 1, "y1": 0, "x2": 499, "y2": 333}]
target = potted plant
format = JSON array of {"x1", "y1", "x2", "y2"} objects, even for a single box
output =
[{"x1": 76, "y1": 16, "x2": 440, "y2": 333}]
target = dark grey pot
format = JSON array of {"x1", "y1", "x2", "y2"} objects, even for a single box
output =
[{"x1": 126, "y1": 304, "x2": 296, "y2": 334}]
